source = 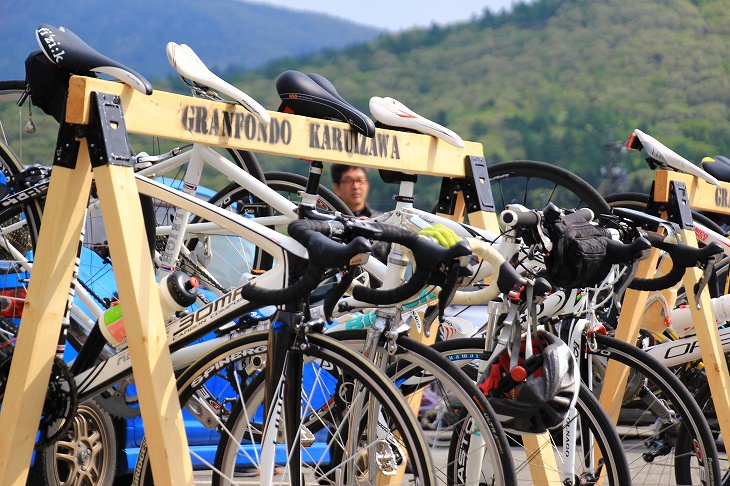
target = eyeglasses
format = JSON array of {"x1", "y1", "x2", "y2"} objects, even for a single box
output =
[{"x1": 339, "y1": 178, "x2": 368, "y2": 186}]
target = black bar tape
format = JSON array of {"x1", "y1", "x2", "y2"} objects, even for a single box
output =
[
  {"x1": 239, "y1": 264, "x2": 324, "y2": 305},
  {"x1": 603, "y1": 237, "x2": 651, "y2": 264},
  {"x1": 628, "y1": 262, "x2": 686, "y2": 291},
  {"x1": 352, "y1": 266, "x2": 430, "y2": 305}
]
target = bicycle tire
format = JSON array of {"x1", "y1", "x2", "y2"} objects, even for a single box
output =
[
  {"x1": 590, "y1": 334, "x2": 721, "y2": 486},
  {"x1": 132, "y1": 331, "x2": 437, "y2": 485},
  {"x1": 487, "y1": 160, "x2": 612, "y2": 216},
  {"x1": 687, "y1": 380, "x2": 728, "y2": 485},
  {"x1": 0, "y1": 80, "x2": 26, "y2": 93},
  {"x1": 326, "y1": 329, "x2": 517, "y2": 486},
  {"x1": 433, "y1": 334, "x2": 721, "y2": 485},
  {"x1": 605, "y1": 191, "x2": 727, "y2": 235}
]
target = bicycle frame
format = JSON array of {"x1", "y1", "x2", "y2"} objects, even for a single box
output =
[{"x1": 73, "y1": 175, "x2": 297, "y2": 399}]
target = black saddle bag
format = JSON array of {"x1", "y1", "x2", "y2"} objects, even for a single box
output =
[
  {"x1": 24, "y1": 50, "x2": 72, "y2": 123},
  {"x1": 545, "y1": 211, "x2": 611, "y2": 288}
]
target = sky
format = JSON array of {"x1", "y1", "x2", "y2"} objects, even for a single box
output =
[{"x1": 249, "y1": 1, "x2": 527, "y2": 31}]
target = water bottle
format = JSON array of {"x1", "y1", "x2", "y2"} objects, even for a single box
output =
[{"x1": 97, "y1": 271, "x2": 199, "y2": 348}]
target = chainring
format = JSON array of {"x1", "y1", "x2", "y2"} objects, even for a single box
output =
[
  {"x1": 0, "y1": 352, "x2": 78, "y2": 449},
  {"x1": 94, "y1": 377, "x2": 141, "y2": 419}
]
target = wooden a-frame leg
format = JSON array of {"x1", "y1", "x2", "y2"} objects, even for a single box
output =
[
  {"x1": 94, "y1": 163, "x2": 193, "y2": 486},
  {"x1": 0, "y1": 148, "x2": 94, "y2": 485},
  {"x1": 599, "y1": 248, "x2": 661, "y2": 423},
  {"x1": 678, "y1": 227, "x2": 730, "y2": 449}
]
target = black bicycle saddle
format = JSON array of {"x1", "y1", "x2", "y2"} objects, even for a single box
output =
[
  {"x1": 276, "y1": 70, "x2": 375, "y2": 138},
  {"x1": 36, "y1": 24, "x2": 152, "y2": 94},
  {"x1": 702, "y1": 155, "x2": 730, "y2": 183}
]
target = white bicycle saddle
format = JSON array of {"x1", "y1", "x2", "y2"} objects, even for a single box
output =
[
  {"x1": 631, "y1": 128, "x2": 719, "y2": 186},
  {"x1": 369, "y1": 96, "x2": 464, "y2": 148},
  {"x1": 166, "y1": 42, "x2": 271, "y2": 125}
]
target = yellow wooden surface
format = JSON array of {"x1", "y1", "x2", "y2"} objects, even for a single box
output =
[
  {"x1": 94, "y1": 164, "x2": 193, "y2": 486},
  {"x1": 0, "y1": 156, "x2": 93, "y2": 485},
  {"x1": 65, "y1": 76, "x2": 484, "y2": 177},
  {"x1": 58, "y1": 76, "x2": 568, "y2": 484},
  {"x1": 604, "y1": 171, "x2": 730, "y2": 482},
  {"x1": 676, "y1": 226, "x2": 730, "y2": 448},
  {"x1": 654, "y1": 169, "x2": 730, "y2": 216},
  {"x1": 599, "y1": 249, "x2": 660, "y2": 423}
]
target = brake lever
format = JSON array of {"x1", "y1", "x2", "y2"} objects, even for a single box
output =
[
  {"x1": 694, "y1": 253, "x2": 720, "y2": 309},
  {"x1": 322, "y1": 266, "x2": 359, "y2": 322},
  {"x1": 345, "y1": 218, "x2": 384, "y2": 240},
  {"x1": 423, "y1": 260, "x2": 464, "y2": 338},
  {"x1": 613, "y1": 258, "x2": 641, "y2": 311}
]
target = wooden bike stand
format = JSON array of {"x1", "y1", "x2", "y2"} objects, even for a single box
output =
[
  {"x1": 0, "y1": 92, "x2": 194, "y2": 485},
  {"x1": 51, "y1": 76, "x2": 560, "y2": 483},
  {"x1": 600, "y1": 170, "x2": 730, "y2": 462},
  {"x1": 437, "y1": 162, "x2": 560, "y2": 484}
]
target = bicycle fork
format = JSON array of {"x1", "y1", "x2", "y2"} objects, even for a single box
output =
[{"x1": 261, "y1": 307, "x2": 302, "y2": 485}]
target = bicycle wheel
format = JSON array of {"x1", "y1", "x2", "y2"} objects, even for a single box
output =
[
  {"x1": 434, "y1": 335, "x2": 721, "y2": 485},
  {"x1": 0, "y1": 93, "x2": 44, "y2": 247},
  {"x1": 590, "y1": 333, "x2": 721, "y2": 485},
  {"x1": 183, "y1": 170, "x2": 351, "y2": 292},
  {"x1": 327, "y1": 329, "x2": 517, "y2": 485},
  {"x1": 688, "y1": 380, "x2": 728, "y2": 485},
  {"x1": 605, "y1": 191, "x2": 726, "y2": 235},
  {"x1": 433, "y1": 337, "x2": 629, "y2": 485},
  {"x1": 0, "y1": 139, "x2": 43, "y2": 318},
  {"x1": 132, "y1": 331, "x2": 437, "y2": 485},
  {"x1": 488, "y1": 160, "x2": 611, "y2": 215}
]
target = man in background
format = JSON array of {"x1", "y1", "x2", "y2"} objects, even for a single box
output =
[
  {"x1": 331, "y1": 164, "x2": 389, "y2": 263},
  {"x1": 331, "y1": 164, "x2": 378, "y2": 217}
]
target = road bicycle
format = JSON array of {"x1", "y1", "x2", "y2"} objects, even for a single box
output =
[
  {"x1": 336, "y1": 188, "x2": 723, "y2": 484},
  {"x1": 599, "y1": 128, "x2": 730, "y2": 485},
  {"x1": 0, "y1": 25, "x2": 526, "y2": 486},
  {"x1": 8, "y1": 23, "x2": 712, "y2": 486},
  {"x1": 0, "y1": 25, "x2": 457, "y2": 486}
]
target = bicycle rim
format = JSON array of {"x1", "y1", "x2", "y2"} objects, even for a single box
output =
[
  {"x1": 432, "y1": 337, "x2": 632, "y2": 484},
  {"x1": 328, "y1": 329, "x2": 517, "y2": 486},
  {"x1": 488, "y1": 160, "x2": 611, "y2": 215},
  {"x1": 133, "y1": 331, "x2": 436, "y2": 485}
]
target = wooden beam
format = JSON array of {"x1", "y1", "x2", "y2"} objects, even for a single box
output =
[
  {"x1": 95, "y1": 163, "x2": 194, "y2": 485},
  {"x1": 65, "y1": 76, "x2": 484, "y2": 177},
  {"x1": 654, "y1": 169, "x2": 730, "y2": 216},
  {"x1": 0, "y1": 155, "x2": 93, "y2": 485}
]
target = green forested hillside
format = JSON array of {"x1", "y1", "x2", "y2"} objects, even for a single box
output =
[
  {"x1": 0, "y1": 0, "x2": 382, "y2": 80},
  {"x1": 221, "y1": 0, "x2": 730, "y2": 209},
  {"x1": 4, "y1": 0, "x2": 730, "y2": 212}
]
